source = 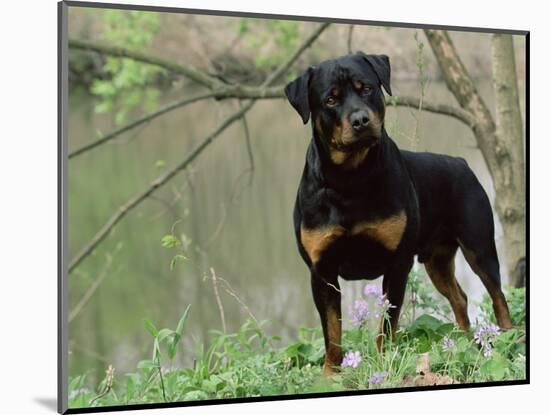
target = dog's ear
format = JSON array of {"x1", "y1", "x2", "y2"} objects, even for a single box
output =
[
  {"x1": 284, "y1": 66, "x2": 314, "y2": 124},
  {"x1": 358, "y1": 52, "x2": 392, "y2": 96}
]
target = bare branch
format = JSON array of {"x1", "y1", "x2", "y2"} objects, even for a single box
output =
[
  {"x1": 70, "y1": 30, "x2": 475, "y2": 128},
  {"x1": 69, "y1": 92, "x2": 216, "y2": 159},
  {"x1": 388, "y1": 95, "x2": 476, "y2": 128},
  {"x1": 69, "y1": 39, "x2": 279, "y2": 100},
  {"x1": 69, "y1": 252, "x2": 115, "y2": 323},
  {"x1": 263, "y1": 22, "x2": 330, "y2": 85},
  {"x1": 69, "y1": 38, "x2": 223, "y2": 89},
  {"x1": 240, "y1": 101, "x2": 254, "y2": 185},
  {"x1": 209, "y1": 267, "x2": 227, "y2": 334}
]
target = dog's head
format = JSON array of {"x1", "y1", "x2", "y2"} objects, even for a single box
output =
[{"x1": 285, "y1": 53, "x2": 391, "y2": 167}]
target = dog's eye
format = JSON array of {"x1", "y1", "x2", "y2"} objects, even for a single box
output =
[
  {"x1": 363, "y1": 85, "x2": 373, "y2": 94},
  {"x1": 326, "y1": 96, "x2": 338, "y2": 107}
]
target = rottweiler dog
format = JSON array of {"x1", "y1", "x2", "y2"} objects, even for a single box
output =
[{"x1": 284, "y1": 52, "x2": 512, "y2": 376}]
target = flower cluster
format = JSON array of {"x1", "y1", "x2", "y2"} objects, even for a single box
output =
[
  {"x1": 474, "y1": 323, "x2": 501, "y2": 357},
  {"x1": 368, "y1": 371, "x2": 387, "y2": 385},
  {"x1": 342, "y1": 350, "x2": 362, "y2": 368},
  {"x1": 351, "y1": 299, "x2": 370, "y2": 327},
  {"x1": 364, "y1": 284, "x2": 383, "y2": 300},
  {"x1": 350, "y1": 283, "x2": 391, "y2": 327}
]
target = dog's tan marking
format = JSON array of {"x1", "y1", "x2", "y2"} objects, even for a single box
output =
[
  {"x1": 330, "y1": 147, "x2": 370, "y2": 169},
  {"x1": 353, "y1": 80, "x2": 363, "y2": 90},
  {"x1": 300, "y1": 225, "x2": 345, "y2": 264},
  {"x1": 331, "y1": 118, "x2": 354, "y2": 147},
  {"x1": 323, "y1": 304, "x2": 342, "y2": 376},
  {"x1": 352, "y1": 210, "x2": 407, "y2": 251},
  {"x1": 458, "y1": 241, "x2": 512, "y2": 329},
  {"x1": 366, "y1": 108, "x2": 383, "y2": 138}
]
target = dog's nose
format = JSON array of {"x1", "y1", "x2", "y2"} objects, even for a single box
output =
[{"x1": 350, "y1": 110, "x2": 370, "y2": 132}]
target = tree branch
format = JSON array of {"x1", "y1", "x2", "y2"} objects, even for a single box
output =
[
  {"x1": 240, "y1": 101, "x2": 254, "y2": 185},
  {"x1": 69, "y1": 38, "x2": 223, "y2": 89},
  {"x1": 69, "y1": 92, "x2": 216, "y2": 159},
  {"x1": 69, "y1": 39, "x2": 279, "y2": 100},
  {"x1": 388, "y1": 95, "x2": 476, "y2": 128},
  {"x1": 70, "y1": 30, "x2": 474, "y2": 131}
]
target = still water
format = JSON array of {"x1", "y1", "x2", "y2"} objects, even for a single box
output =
[{"x1": 68, "y1": 79, "x2": 517, "y2": 381}]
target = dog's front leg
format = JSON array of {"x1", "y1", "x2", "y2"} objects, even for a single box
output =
[
  {"x1": 311, "y1": 268, "x2": 342, "y2": 376},
  {"x1": 376, "y1": 262, "x2": 411, "y2": 352}
]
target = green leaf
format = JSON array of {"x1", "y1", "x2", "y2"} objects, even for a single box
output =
[
  {"x1": 161, "y1": 234, "x2": 181, "y2": 248},
  {"x1": 169, "y1": 254, "x2": 188, "y2": 270},
  {"x1": 157, "y1": 328, "x2": 174, "y2": 343},
  {"x1": 167, "y1": 342, "x2": 176, "y2": 360},
  {"x1": 154, "y1": 159, "x2": 166, "y2": 169},
  {"x1": 137, "y1": 359, "x2": 158, "y2": 370},
  {"x1": 143, "y1": 319, "x2": 158, "y2": 337},
  {"x1": 169, "y1": 305, "x2": 191, "y2": 360},
  {"x1": 480, "y1": 352, "x2": 508, "y2": 380},
  {"x1": 153, "y1": 338, "x2": 161, "y2": 359},
  {"x1": 175, "y1": 305, "x2": 191, "y2": 338}
]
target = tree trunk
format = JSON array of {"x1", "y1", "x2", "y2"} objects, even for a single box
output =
[
  {"x1": 424, "y1": 30, "x2": 526, "y2": 287},
  {"x1": 491, "y1": 34, "x2": 526, "y2": 287}
]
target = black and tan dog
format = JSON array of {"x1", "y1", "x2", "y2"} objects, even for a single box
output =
[{"x1": 284, "y1": 53, "x2": 512, "y2": 376}]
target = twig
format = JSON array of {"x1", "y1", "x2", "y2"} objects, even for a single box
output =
[
  {"x1": 347, "y1": 25, "x2": 355, "y2": 54},
  {"x1": 209, "y1": 267, "x2": 227, "y2": 334},
  {"x1": 69, "y1": 251, "x2": 117, "y2": 323},
  {"x1": 217, "y1": 276, "x2": 260, "y2": 328},
  {"x1": 388, "y1": 95, "x2": 475, "y2": 128},
  {"x1": 69, "y1": 92, "x2": 216, "y2": 159},
  {"x1": 89, "y1": 365, "x2": 115, "y2": 406},
  {"x1": 239, "y1": 100, "x2": 254, "y2": 186},
  {"x1": 262, "y1": 22, "x2": 330, "y2": 86}
]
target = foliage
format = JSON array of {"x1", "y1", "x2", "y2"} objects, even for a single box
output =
[
  {"x1": 160, "y1": 230, "x2": 191, "y2": 271},
  {"x1": 90, "y1": 10, "x2": 166, "y2": 125},
  {"x1": 68, "y1": 285, "x2": 526, "y2": 408}
]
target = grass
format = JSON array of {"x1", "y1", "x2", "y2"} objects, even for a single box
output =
[{"x1": 68, "y1": 283, "x2": 526, "y2": 409}]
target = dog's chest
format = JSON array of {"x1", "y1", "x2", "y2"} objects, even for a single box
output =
[{"x1": 300, "y1": 209, "x2": 407, "y2": 265}]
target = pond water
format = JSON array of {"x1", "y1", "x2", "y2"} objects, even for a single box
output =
[{"x1": 67, "y1": 78, "x2": 521, "y2": 381}]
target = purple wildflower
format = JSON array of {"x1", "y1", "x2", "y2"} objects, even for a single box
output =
[
  {"x1": 364, "y1": 284, "x2": 385, "y2": 307},
  {"x1": 368, "y1": 372, "x2": 387, "y2": 385},
  {"x1": 442, "y1": 336, "x2": 455, "y2": 352},
  {"x1": 364, "y1": 284, "x2": 383, "y2": 299},
  {"x1": 341, "y1": 351, "x2": 362, "y2": 368},
  {"x1": 351, "y1": 299, "x2": 370, "y2": 327},
  {"x1": 474, "y1": 323, "x2": 500, "y2": 357}
]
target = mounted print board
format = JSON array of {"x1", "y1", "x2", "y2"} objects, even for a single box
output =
[{"x1": 58, "y1": 1, "x2": 529, "y2": 413}]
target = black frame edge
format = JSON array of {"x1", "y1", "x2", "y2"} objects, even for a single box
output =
[
  {"x1": 58, "y1": 1, "x2": 69, "y2": 414},
  {"x1": 63, "y1": 0, "x2": 529, "y2": 35}
]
